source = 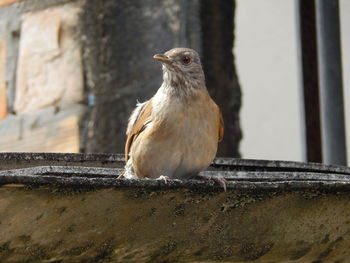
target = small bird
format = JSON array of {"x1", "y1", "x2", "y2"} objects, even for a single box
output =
[{"x1": 122, "y1": 48, "x2": 224, "y2": 181}]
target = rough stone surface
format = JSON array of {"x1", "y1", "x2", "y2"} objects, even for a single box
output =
[
  {"x1": 3, "y1": 11, "x2": 20, "y2": 114},
  {"x1": 1, "y1": 153, "x2": 350, "y2": 262},
  {"x1": 0, "y1": 35, "x2": 7, "y2": 119},
  {"x1": 0, "y1": 0, "x2": 23, "y2": 8},
  {"x1": 0, "y1": 152, "x2": 125, "y2": 170},
  {"x1": 1, "y1": 182, "x2": 350, "y2": 262},
  {"x1": 2, "y1": 152, "x2": 350, "y2": 174},
  {"x1": 14, "y1": 2, "x2": 83, "y2": 114},
  {"x1": 0, "y1": 105, "x2": 85, "y2": 153},
  {"x1": 0, "y1": 0, "x2": 76, "y2": 117}
]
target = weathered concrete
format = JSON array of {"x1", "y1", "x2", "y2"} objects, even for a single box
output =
[
  {"x1": 1, "y1": 181, "x2": 350, "y2": 262},
  {"x1": 0, "y1": 0, "x2": 81, "y2": 113},
  {"x1": 0, "y1": 26, "x2": 7, "y2": 119},
  {"x1": 0, "y1": 105, "x2": 85, "y2": 153},
  {"x1": 14, "y1": 2, "x2": 83, "y2": 114},
  {"x1": 0, "y1": 0, "x2": 85, "y2": 152},
  {"x1": 1, "y1": 153, "x2": 350, "y2": 262},
  {"x1": 79, "y1": 0, "x2": 203, "y2": 154},
  {"x1": 0, "y1": 152, "x2": 124, "y2": 170}
]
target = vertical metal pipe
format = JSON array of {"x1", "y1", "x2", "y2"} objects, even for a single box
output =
[
  {"x1": 316, "y1": 0, "x2": 347, "y2": 165},
  {"x1": 297, "y1": 0, "x2": 323, "y2": 163}
]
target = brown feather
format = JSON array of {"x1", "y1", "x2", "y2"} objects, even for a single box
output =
[
  {"x1": 125, "y1": 101, "x2": 153, "y2": 162},
  {"x1": 218, "y1": 109, "x2": 224, "y2": 142}
]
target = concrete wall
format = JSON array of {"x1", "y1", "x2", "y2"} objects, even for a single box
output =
[
  {"x1": 236, "y1": 0, "x2": 305, "y2": 161},
  {"x1": 0, "y1": 0, "x2": 85, "y2": 153}
]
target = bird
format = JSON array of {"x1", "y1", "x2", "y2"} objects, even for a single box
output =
[{"x1": 122, "y1": 47, "x2": 224, "y2": 182}]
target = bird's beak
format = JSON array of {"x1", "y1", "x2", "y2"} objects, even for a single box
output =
[{"x1": 153, "y1": 54, "x2": 171, "y2": 64}]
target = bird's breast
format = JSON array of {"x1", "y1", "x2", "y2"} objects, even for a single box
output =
[{"x1": 132, "y1": 90, "x2": 219, "y2": 179}]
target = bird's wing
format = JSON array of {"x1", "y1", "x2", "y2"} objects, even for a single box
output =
[
  {"x1": 218, "y1": 109, "x2": 224, "y2": 142},
  {"x1": 125, "y1": 100, "x2": 153, "y2": 162}
]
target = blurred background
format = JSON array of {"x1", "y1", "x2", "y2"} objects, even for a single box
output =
[{"x1": 0, "y1": 0, "x2": 348, "y2": 166}]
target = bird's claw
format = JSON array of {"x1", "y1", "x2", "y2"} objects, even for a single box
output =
[
  {"x1": 117, "y1": 171, "x2": 125, "y2": 179},
  {"x1": 195, "y1": 174, "x2": 228, "y2": 192},
  {"x1": 156, "y1": 175, "x2": 170, "y2": 184}
]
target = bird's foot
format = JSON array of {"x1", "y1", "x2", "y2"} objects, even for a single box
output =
[
  {"x1": 117, "y1": 171, "x2": 125, "y2": 179},
  {"x1": 156, "y1": 175, "x2": 170, "y2": 184},
  {"x1": 195, "y1": 174, "x2": 227, "y2": 192}
]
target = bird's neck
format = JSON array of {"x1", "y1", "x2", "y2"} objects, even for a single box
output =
[{"x1": 160, "y1": 69, "x2": 206, "y2": 98}]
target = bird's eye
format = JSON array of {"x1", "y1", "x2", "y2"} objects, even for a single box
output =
[{"x1": 181, "y1": 56, "x2": 191, "y2": 65}]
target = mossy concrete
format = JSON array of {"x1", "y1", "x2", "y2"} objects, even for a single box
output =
[
  {"x1": 1, "y1": 184, "x2": 350, "y2": 262},
  {"x1": 1, "y1": 153, "x2": 350, "y2": 262}
]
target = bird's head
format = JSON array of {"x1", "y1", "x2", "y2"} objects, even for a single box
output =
[{"x1": 153, "y1": 48, "x2": 206, "y2": 90}]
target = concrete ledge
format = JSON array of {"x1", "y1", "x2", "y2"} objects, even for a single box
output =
[{"x1": 1, "y1": 152, "x2": 350, "y2": 262}]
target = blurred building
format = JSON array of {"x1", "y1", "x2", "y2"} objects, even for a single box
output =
[
  {"x1": 236, "y1": 0, "x2": 349, "y2": 165},
  {"x1": 0, "y1": 0, "x2": 241, "y2": 157}
]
